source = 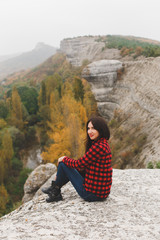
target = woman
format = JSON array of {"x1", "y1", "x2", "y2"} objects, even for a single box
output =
[{"x1": 42, "y1": 116, "x2": 112, "y2": 202}]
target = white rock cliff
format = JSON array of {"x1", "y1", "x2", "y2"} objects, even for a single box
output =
[
  {"x1": 60, "y1": 36, "x2": 121, "y2": 66},
  {"x1": 82, "y1": 59, "x2": 123, "y2": 120}
]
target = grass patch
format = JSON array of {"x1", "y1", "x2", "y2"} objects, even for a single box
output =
[{"x1": 96, "y1": 35, "x2": 160, "y2": 58}]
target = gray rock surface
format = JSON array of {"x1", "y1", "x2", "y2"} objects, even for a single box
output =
[
  {"x1": 23, "y1": 163, "x2": 57, "y2": 203},
  {"x1": 82, "y1": 57, "x2": 160, "y2": 167},
  {"x1": 60, "y1": 36, "x2": 121, "y2": 66},
  {"x1": 82, "y1": 60, "x2": 123, "y2": 120},
  {"x1": 0, "y1": 169, "x2": 160, "y2": 240}
]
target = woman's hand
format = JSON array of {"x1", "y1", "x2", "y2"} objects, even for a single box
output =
[{"x1": 58, "y1": 156, "x2": 66, "y2": 164}]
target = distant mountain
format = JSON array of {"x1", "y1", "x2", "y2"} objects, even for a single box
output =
[
  {"x1": 0, "y1": 53, "x2": 21, "y2": 63},
  {"x1": 0, "y1": 42, "x2": 57, "y2": 81}
]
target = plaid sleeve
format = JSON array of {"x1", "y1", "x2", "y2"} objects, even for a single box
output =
[{"x1": 62, "y1": 143, "x2": 101, "y2": 169}]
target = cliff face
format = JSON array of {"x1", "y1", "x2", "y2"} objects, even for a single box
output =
[
  {"x1": 60, "y1": 36, "x2": 121, "y2": 66},
  {"x1": 60, "y1": 36, "x2": 160, "y2": 167},
  {"x1": 0, "y1": 165, "x2": 159, "y2": 240},
  {"x1": 82, "y1": 57, "x2": 160, "y2": 166},
  {"x1": 113, "y1": 58, "x2": 160, "y2": 166},
  {"x1": 82, "y1": 59, "x2": 123, "y2": 120}
]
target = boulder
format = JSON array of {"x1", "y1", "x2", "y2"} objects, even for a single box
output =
[{"x1": 23, "y1": 163, "x2": 57, "y2": 203}]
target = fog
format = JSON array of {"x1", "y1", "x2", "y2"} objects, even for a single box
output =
[{"x1": 0, "y1": 0, "x2": 160, "y2": 55}]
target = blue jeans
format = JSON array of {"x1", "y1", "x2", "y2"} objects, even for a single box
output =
[{"x1": 55, "y1": 162, "x2": 103, "y2": 202}]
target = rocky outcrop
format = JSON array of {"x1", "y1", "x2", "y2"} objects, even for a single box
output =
[
  {"x1": 0, "y1": 167, "x2": 160, "y2": 240},
  {"x1": 82, "y1": 57, "x2": 160, "y2": 166},
  {"x1": 82, "y1": 59, "x2": 123, "y2": 120},
  {"x1": 22, "y1": 163, "x2": 57, "y2": 203},
  {"x1": 60, "y1": 36, "x2": 121, "y2": 66}
]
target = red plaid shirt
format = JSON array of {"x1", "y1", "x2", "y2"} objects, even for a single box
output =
[{"x1": 63, "y1": 137, "x2": 112, "y2": 198}]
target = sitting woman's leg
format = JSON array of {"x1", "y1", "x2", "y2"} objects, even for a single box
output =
[
  {"x1": 55, "y1": 162, "x2": 102, "y2": 202},
  {"x1": 55, "y1": 162, "x2": 84, "y2": 195}
]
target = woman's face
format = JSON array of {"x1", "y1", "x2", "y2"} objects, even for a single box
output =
[{"x1": 87, "y1": 121, "x2": 99, "y2": 141}]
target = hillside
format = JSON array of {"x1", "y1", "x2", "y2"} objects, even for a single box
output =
[
  {"x1": 0, "y1": 42, "x2": 57, "y2": 82},
  {"x1": 1, "y1": 53, "x2": 83, "y2": 87},
  {"x1": 0, "y1": 53, "x2": 20, "y2": 63}
]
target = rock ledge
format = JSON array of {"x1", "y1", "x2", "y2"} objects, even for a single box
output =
[{"x1": 0, "y1": 169, "x2": 160, "y2": 240}]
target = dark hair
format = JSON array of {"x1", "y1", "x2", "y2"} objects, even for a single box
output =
[{"x1": 85, "y1": 116, "x2": 110, "y2": 152}]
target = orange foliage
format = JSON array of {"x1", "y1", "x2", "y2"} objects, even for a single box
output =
[{"x1": 42, "y1": 95, "x2": 87, "y2": 164}]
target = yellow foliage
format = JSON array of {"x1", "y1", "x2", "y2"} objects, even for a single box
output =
[
  {"x1": 0, "y1": 156, "x2": 4, "y2": 183},
  {"x1": 42, "y1": 95, "x2": 87, "y2": 164},
  {"x1": 0, "y1": 184, "x2": 8, "y2": 215},
  {"x1": 42, "y1": 126, "x2": 71, "y2": 163},
  {"x1": 2, "y1": 131, "x2": 14, "y2": 162},
  {"x1": 50, "y1": 90, "x2": 59, "y2": 109},
  {"x1": 79, "y1": 105, "x2": 87, "y2": 126},
  {"x1": 11, "y1": 86, "x2": 23, "y2": 129},
  {"x1": 1, "y1": 131, "x2": 14, "y2": 175},
  {"x1": 0, "y1": 119, "x2": 7, "y2": 129}
]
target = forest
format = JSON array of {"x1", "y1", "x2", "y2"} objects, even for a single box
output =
[{"x1": 0, "y1": 53, "x2": 98, "y2": 216}]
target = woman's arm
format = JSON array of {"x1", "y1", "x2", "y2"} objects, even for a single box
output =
[
  {"x1": 62, "y1": 143, "x2": 102, "y2": 169},
  {"x1": 58, "y1": 156, "x2": 66, "y2": 164}
]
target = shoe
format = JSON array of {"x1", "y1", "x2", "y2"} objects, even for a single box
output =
[
  {"x1": 42, "y1": 181, "x2": 56, "y2": 194},
  {"x1": 46, "y1": 192, "x2": 63, "y2": 203},
  {"x1": 42, "y1": 181, "x2": 63, "y2": 203}
]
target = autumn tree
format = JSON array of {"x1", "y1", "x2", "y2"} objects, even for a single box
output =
[
  {"x1": 0, "y1": 184, "x2": 8, "y2": 216},
  {"x1": 82, "y1": 79, "x2": 98, "y2": 117},
  {"x1": 73, "y1": 77, "x2": 84, "y2": 103},
  {"x1": 0, "y1": 100, "x2": 9, "y2": 119},
  {"x1": 11, "y1": 86, "x2": 23, "y2": 129},
  {"x1": 38, "y1": 81, "x2": 46, "y2": 106},
  {"x1": 0, "y1": 119, "x2": 7, "y2": 129},
  {"x1": 38, "y1": 74, "x2": 62, "y2": 107},
  {"x1": 49, "y1": 91, "x2": 63, "y2": 125},
  {"x1": 0, "y1": 156, "x2": 4, "y2": 184},
  {"x1": 42, "y1": 95, "x2": 87, "y2": 164},
  {"x1": 45, "y1": 73, "x2": 62, "y2": 104},
  {"x1": 1, "y1": 131, "x2": 14, "y2": 178}
]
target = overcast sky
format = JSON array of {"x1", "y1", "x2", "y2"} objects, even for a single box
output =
[{"x1": 0, "y1": 0, "x2": 160, "y2": 55}]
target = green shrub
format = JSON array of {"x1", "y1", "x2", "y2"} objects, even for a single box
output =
[
  {"x1": 11, "y1": 158, "x2": 23, "y2": 176},
  {"x1": 9, "y1": 168, "x2": 32, "y2": 199},
  {"x1": 109, "y1": 119, "x2": 118, "y2": 128},
  {"x1": 156, "y1": 161, "x2": 160, "y2": 169},
  {"x1": 99, "y1": 35, "x2": 160, "y2": 57},
  {"x1": 147, "y1": 161, "x2": 154, "y2": 169},
  {"x1": 18, "y1": 168, "x2": 32, "y2": 187}
]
